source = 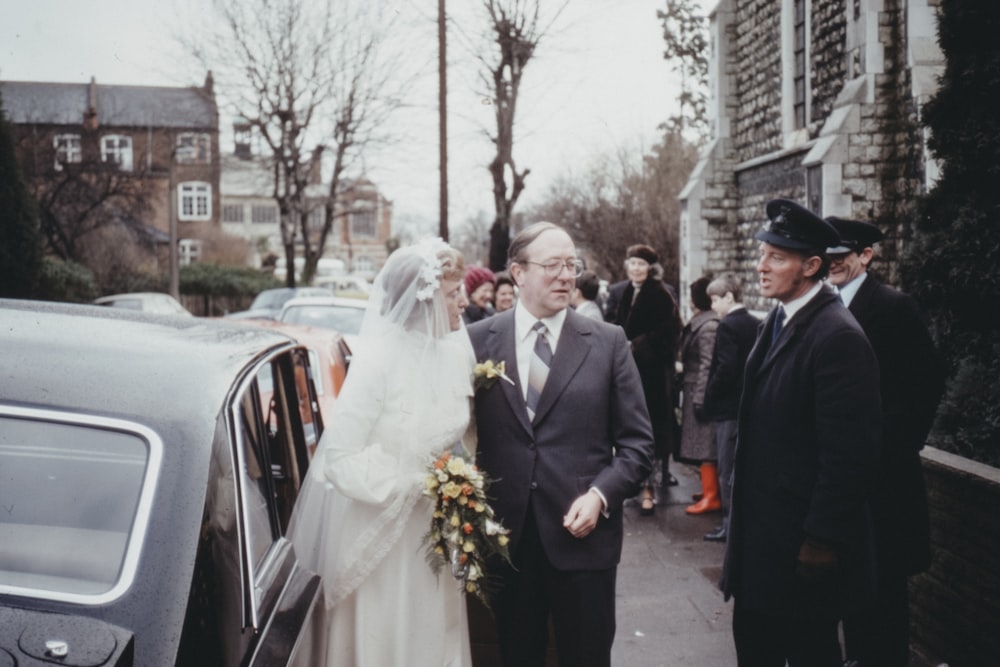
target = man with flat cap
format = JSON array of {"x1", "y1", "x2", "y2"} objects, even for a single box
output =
[
  {"x1": 720, "y1": 199, "x2": 882, "y2": 666},
  {"x1": 826, "y1": 217, "x2": 945, "y2": 667}
]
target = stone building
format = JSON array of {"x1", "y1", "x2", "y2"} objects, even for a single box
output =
[
  {"x1": 220, "y1": 125, "x2": 392, "y2": 281},
  {"x1": 1, "y1": 74, "x2": 220, "y2": 272},
  {"x1": 679, "y1": 0, "x2": 943, "y2": 315}
]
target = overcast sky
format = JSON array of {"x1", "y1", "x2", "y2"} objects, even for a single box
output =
[{"x1": 1, "y1": 0, "x2": 712, "y2": 238}]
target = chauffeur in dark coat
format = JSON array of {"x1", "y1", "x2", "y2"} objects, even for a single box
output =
[
  {"x1": 825, "y1": 217, "x2": 945, "y2": 667},
  {"x1": 720, "y1": 199, "x2": 882, "y2": 666}
]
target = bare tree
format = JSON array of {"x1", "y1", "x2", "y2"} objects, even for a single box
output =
[
  {"x1": 527, "y1": 127, "x2": 699, "y2": 287},
  {"x1": 473, "y1": 0, "x2": 567, "y2": 271},
  {"x1": 189, "y1": 0, "x2": 405, "y2": 286},
  {"x1": 657, "y1": 0, "x2": 710, "y2": 139}
]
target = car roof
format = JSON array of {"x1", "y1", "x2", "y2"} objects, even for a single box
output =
[
  {"x1": 2, "y1": 299, "x2": 294, "y2": 429},
  {"x1": 280, "y1": 295, "x2": 367, "y2": 308}
]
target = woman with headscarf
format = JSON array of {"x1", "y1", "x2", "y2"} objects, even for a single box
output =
[
  {"x1": 287, "y1": 239, "x2": 475, "y2": 666},
  {"x1": 615, "y1": 244, "x2": 681, "y2": 515}
]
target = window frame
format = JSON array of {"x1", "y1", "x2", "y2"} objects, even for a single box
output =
[
  {"x1": 53, "y1": 133, "x2": 82, "y2": 171},
  {"x1": 228, "y1": 347, "x2": 319, "y2": 631},
  {"x1": 178, "y1": 181, "x2": 212, "y2": 221},
  {"x1": 0, "y1": 405, "x2": 163, "y2": 606},
  {"x1": 101, "y1": 134, "x2": 134, "y2": 171},
  {"x1": 175, "y1": 132, "x2": 211, "y2": 164}
]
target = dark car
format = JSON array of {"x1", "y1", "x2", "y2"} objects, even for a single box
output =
[{"x1": 0, "y1": 299, "x2": 324, "y2": 666}]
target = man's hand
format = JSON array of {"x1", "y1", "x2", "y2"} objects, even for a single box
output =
[
  {"x1": 563, "y1": 491, "x2": 603, "y2": 538},
  {"x1": 795, "y1": 537, "x2": 838, "y2": 580}
]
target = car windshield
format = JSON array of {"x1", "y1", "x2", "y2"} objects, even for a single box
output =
[
  {"x1": 0, "y1": 413, "x2": 159, "y2": 603},
  {"x1": 281, "y1": 305, "x2": 365, "y2": 335}
]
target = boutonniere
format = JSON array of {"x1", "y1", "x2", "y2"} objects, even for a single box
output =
[{"x1": 473, "y1": 359, "x2": 515, "y2": 390}]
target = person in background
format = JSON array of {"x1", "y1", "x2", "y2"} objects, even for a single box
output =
[
  {"x1": 494, "y1": 271, "x2": 516, "y2": 313},
  {"x1": 677, "y1": 276, "x2": 720, "y2": 515},
  {"x1": 721, "y1": 199, "x2": 881, "y2": 666},
  {"x1": 614, "y1": 244, "x2": 681, "y2": 514},
  {"x1": 572, "y1": 269, "x2": 604, "y2": 321},
  {"x1": 700, "y1": 274, "x2": 760, "y2": 541},
  {"x1": 825, "y1": 216, "x2": 945, "y2": 667},
  {"x1": 462, "y1": 265, "x2": 496, "y2": 325},
  {"x1": 468, "y1": 222, "x2": 653, "y2": 666}
]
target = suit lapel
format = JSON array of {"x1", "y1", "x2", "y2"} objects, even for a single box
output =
[
  {"x1": 754, "y1": 286, "x2": 838, "y2": 377},
  {"x1": 848, "y1": 274, "x2": 878, "y2": 329},
  {"x1": 485, "y1": 313, "x2": 533, "y2": 435},
  {"x1": 531, "y1": 310, "x2": 591, "y2": 425}
]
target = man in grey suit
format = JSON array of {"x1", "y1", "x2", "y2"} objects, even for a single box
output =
[{"x1": 468, "y1": 222, "x2": 654, "y2": 667}]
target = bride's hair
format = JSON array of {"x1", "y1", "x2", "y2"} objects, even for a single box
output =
[{"x1": 364, "y1": 239, "x2": 465, "y2": 339}]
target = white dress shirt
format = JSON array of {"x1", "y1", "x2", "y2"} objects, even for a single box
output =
[
  {"x1": 514, "y1": 301, "x2": 566, "y2": 403},
  {"x1": 835, "y1": 272, "x2": 868, "y2": 307}
]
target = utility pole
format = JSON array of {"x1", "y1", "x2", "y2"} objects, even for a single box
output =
[
  {"x1": 438, "y1": 0, "x2": 449, "y2": 241},
  {"x1": 168, "y1": 141, "x2": 179, "y2": 299}
]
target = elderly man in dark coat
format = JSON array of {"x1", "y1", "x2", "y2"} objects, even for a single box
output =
[
  {"x1": 720, "y1": 199, "x2": 882, "y2": 666},
  {"x1": 825, "y1": 216, "x2": 945, "y2": 667}
]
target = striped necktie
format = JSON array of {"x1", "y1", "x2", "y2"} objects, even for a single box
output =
[{"x1": 526, "y1": 321, "x2": 552, "y2": 420}]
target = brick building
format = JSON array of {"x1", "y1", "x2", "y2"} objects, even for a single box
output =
[
  {"x1": 1, "y1": 74, "x2": 220, "y2": 273},
  {"x1": 679, "y1": 0, "x2": 943, "y2": 315},
  {"x1": 220, "y1": 126, "x2": 392, "y2": 281}
]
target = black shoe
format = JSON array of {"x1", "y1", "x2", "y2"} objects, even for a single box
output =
[
  {"x1": 703, "y1": 525, "x2": 727, "y2": 542},
  {"x1": 665, "y1": 473, "x2": 679, "y2": 486},
  {"x1": 639, "y1": 497, "x2": 655, "y2": 516}
]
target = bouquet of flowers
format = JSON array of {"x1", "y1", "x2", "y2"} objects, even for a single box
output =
[{"x1": 423, "y1": 450, "x2": 511, "y2": 606}]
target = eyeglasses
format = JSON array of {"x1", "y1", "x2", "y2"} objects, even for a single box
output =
[{"x1": 523, "y1": 258, "x2": 585, "y2": 278}]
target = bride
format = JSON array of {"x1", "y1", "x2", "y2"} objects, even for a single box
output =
[{"x1": 288, "y1": 239, "x2": 474, "y2": 666}]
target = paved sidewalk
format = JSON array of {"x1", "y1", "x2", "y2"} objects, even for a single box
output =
[{"x1": 612, "y1": 463, "x2": 737, "y2": 666}]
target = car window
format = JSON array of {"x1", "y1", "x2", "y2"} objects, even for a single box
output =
[
  {"x1": 0, "y1": 410, "x2": 161, "y2": 604},
  {"x1": 281, "y1": 304, "x2": 365, "y2": 335},
  {"x1": 232, "y1": 348, "x2": 318, "y2": 595}
]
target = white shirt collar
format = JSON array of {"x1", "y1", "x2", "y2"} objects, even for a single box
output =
[
  {"x1": 835, "y1": 272, "x2": 868, "y2": 307},
  {"x1": 780, "y1": 281, "x2": 824, "y2": 325},
  {"x1": 515, "y1": 301, "x2": 567, "y2": 351}
]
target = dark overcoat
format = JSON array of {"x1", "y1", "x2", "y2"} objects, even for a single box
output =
[
  {"x1": 677, "y1": 309, "x2": 718, "y2": 462},
  {"x1": 721, "y1": 285, "x2": 882, "y2": 614},
  {"x1": 848, "y1": 275, "x2": 944, "y2": 574},
  {"x1": 468, "y1": 308, "x2": 654, "y2": 570},
  {"x1": 615, "y1": 279, "x2": 681, "y2": 458},
  {"x1": 702, "y1": 307, "x2": 761, "y2": 422}
]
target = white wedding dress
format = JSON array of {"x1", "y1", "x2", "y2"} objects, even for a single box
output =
[{"x1": 288, "y1": 327, "x2": 474, "y2": 667}]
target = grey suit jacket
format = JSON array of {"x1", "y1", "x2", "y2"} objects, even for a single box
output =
[{"x1": 468, "y1": 308, "x2": 654, "y2": 571}]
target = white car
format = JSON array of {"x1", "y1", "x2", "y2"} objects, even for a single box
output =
[
  {"x1": 93, "y1": 292, "x2": 192, "y2": 316},
  {"x1": 277, "y1": 295, "x2": 367, "y2": 337}
]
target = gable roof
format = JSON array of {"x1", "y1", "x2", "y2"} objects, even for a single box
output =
[{"x1": 0, "y1": 78, "x2": 217, "y2": 129}]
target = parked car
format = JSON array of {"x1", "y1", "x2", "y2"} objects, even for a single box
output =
[
  {"x1": 0, "y1": 299, "x2": 324, "y2": 666},
  {"x1": 312, "y1": 274, "x2": 372, "y2": 299},
  {"x1": 277, "y1": 295, "x2": 367, "y2": 338},
  {"x1": 93, "y1": 291, "x2": 192, "y2": 316},
  {"x1": 225, "y1": 286, "x2": 331, "y2": 320}
]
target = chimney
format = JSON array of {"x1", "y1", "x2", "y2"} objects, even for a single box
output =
[
  {"x1": 233, "y1": 117, "x2": 252, "y2": 159},
  {"x1": 309, "y1": 145, "x2": 325, "y2": 185},
  {"x1": 83, "y1": 76, "x2": 98, "y2": 130},
  {"x1": 204, "y1": 70, "x2": 214, "y2": 95}
]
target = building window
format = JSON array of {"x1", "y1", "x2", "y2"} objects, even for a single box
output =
[
  {"x1": 354, "y1": 256, "x2": 374, "y2": 275},
  {"x1": 308, "y1": 206, "x2": 325, "y2": 231},
  {"x1": 223, "y1": 204, "x2": 245, "y2": 223},
  {"x1": 350, "y1": 208, "x2": 376, "y2": 238},
  {"x1": 806, "y1": 165, "x2": 823, "y2": 215},
  {"x1": 178, "y1": 239, "x2": 202, "y2": 266},
  {"x1": 178, "y1": 182, "x2": 212, "y2": 221},
  {"x1": 176, "y1": 133, "x2": 211, "y2": 164},
  {"x1": 792, "y1": 0, "x2": 808, "y2": 129},
  {"x1": 251, "y1": 205, "x2": 278, "y2": 224},
  {"x1": 102, "y1": 135, "x2": 133, "y2": 171},
  {"x1": 53, "y1": 134, "x2": 81, "y2": 170}
]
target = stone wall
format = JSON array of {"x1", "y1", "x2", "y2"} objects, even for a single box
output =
[
  {"x1": 910, "y1": 448, "x2": 1000, "y2": 666},
  {"x1": 732, "y1": 0, "x2": 783, "y2": 162}
]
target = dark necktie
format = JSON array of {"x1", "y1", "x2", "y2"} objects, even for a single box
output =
[
  {"x1": 526, "y1": 322, "x2": 552, "y2": 420},
  {"x1": 771, "y1": 305, "x2": 786, "y2": 343}
]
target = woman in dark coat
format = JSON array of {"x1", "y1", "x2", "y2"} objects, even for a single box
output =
[
  {"x1": 615, "y1": 244, "x2": 681, "y2": 515},
  {"x1": 678, "y1": 276, "x2": 720, "y2": 514}
]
